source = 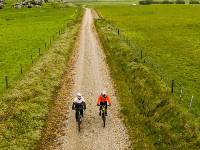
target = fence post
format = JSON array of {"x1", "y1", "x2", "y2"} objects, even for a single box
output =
[
  {"x1": 31, "y1": 55, "x2": 33, "y2": 64},
  {"x1": 20, "y1": 64, "x2": 23, "y2": 74},
  {"x1": 5, "y1": 76, "x2": 8, "y2": 89},
  {"x1": 189, "y1": 95, "x2": 194, "y2": 110},
  {"x1": 39, "y1": 48, "x2": 41, "y2": 56},
  {"x1": 118, "y1": 29, "x2": 119, "y2": 35},
  {"x1": 180, "y1": 89, "x2": 183, "y2": 100},
  {"x1": 171, "y1": 80, "x2": 174, "y2": 93}
]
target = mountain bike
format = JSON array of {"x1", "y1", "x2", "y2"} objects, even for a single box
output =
[
  {"x1": 76, "y1": 108, "x2": 83, "y2": 132},
  {"x1": 100, "y1": 105, "x2": 107, "y2": 127}
]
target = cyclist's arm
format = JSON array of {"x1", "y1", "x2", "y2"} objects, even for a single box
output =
[
  {"x1": 83, "y1": 101, "x2": 86, "y2": 110},
  {"x1": 107, "y1": 96, "x2": 111, "y2": 105},
  {"x1": 72, "y1": 102, "x2": 75, "y2": 110},
  {"x1": 97, "y1": 96, "x2": 101, "y2": 105}
]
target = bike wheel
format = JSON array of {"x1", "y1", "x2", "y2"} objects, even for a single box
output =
[
  {"x1": 102, "y1": 113, "x2": 106, "y2": 127},
  {"x1": 78, "y1": 115, "x2": 81, "y2": 132}
]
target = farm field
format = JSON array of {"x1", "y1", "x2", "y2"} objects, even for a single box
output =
[
  {"x1": 95, "y1": 5, "x2": 200, "y2": 149},
  {"x1": 0, "y1": 5, "x2": 82, "y2": 149},
  {"x1": 0, "y1": 6, "x2": 76, "y2": 94},
  {"x1": 95, "y1": 5, "x2": 200, "y2": 116}
]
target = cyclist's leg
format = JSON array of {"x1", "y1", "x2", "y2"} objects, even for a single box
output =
[
  {"x1": 75, "y1": 109, "x2": 78, "y2": 122},
  {"x1": 104, "y1": 102, "x2": 108, "y2": 115},
  {"x1": 99, "y1": 102, "x2": 103, "y2": 116},
  {"x1": 80, "y1": 109, "x2": 83, "y2": 117}
]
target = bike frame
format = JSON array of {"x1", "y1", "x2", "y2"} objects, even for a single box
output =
[
  {"x1": 76, "y1": 108, "x2": 83, "y2": 132},
  {"x1": 100, "y1": 105, "x2": 107, "y2": 127}
]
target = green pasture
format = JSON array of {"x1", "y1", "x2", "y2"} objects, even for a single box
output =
[
  {"x1": 0, "y1": 6, "x2": 76, "y2": 94},
  {"x1": 0, "y1": 6, "x2": 82, "y2": 149},
  {"x1": 95, "y1": 18, "x2": 200, "y2": 149},
  {"x1": 95, "y1": 5, "x2": 200, "y2": 116}
]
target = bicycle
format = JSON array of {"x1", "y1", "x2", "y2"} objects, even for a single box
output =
[
  {"x1": 75, "y1": 108, "x2": 83, "y2": 132},
  {"x1": 101, "y1": 105, "x2": 107, "y2": 127},
  {"x1": 98, "y1": 104, "x2": 109, "y2": 127}
]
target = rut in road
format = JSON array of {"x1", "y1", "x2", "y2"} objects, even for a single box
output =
[{"x1": 57, "y1": 8, "x2": 130, "y2": 150}]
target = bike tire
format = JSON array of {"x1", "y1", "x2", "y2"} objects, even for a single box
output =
[
  {"x1": 78, "y1": 115, "x2": 81, "y2": 132},
  {"x1": 102, "y1": 113, "x2": 106, "y2": 127}
]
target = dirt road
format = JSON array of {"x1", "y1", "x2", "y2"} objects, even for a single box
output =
[{"x1": 55, "y1": 8, "x2": 130, "y2": 150}]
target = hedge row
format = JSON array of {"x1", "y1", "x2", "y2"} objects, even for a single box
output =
[{"x1": 139, "y1": 0, "x2": 200, "y2": 4}]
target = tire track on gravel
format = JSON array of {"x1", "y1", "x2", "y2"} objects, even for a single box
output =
[{"x1": 56, "y1": 8, "x2": 130, "y2": 150}]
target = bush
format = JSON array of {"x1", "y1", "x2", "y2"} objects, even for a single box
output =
[
  {"x1": 175, "y1": 0, "x2": 185, "y2": 4},
  {"x1": 161, "y1": 0, "x2": 174, "y2": 4},
  {"x1": 151, "y1": 1, "x2": 161, "y2": 4},
  {"x1": 189, "y1": 0, "x2": 200, "y2": 4},
  {"x1": 139, "y1": 0, "x2": 152, "y2": 5}
]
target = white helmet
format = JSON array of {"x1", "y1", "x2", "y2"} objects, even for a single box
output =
[
  {"x1": 101, "y1": 91, "x2": 107, "y2": 97},
  {"x1": 77, "y1": 93, "x2": 82, "y2": 99},
  {"x1": 77, "y1": 92, "x2": 81, "y2": 96}
]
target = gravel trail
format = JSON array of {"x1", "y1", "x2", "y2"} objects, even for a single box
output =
[{"x1": 56, "y1": 8, "x2": 130, "y2": 150}]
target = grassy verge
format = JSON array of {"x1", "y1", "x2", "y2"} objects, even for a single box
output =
[
  {"x1": 95, "y1": 18, "x2": 200, "y2": 149},
  {"x1": 0, "y1": 7, "x2": 83, "y2": 149},
  {"x1": 0, "y1": 6, "x2": 76, "y2": 95}
]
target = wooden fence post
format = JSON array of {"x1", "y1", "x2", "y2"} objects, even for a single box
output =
[
  {"x1": 31, "y1": 55, "x2": 33, "y2": 64},
  {"x1": 180, "y1": 89, "x2": 183, "y2": 100},
  {"x1": 20, "y1": 64, "x2": 23, "y2": 74},
  {"x1": 5, "y1": 76, "x2": 8, "y2": 89},
  {"x1": 171, "y1": 80, "x2": 174, "y2": 93},
  {"x1": 189, "y1": 95, "x2": 194, "y2": 110}
]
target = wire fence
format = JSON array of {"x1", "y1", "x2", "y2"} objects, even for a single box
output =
[
  {"x1": 0, "y1": 12, "x2": 79, "y2": 95},
  {"x1": 100, "y1": 18, "x2": 197, "y2": 112}
]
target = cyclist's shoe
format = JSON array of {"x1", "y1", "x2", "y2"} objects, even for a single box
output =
[{"x1": 99, "y1": 111, "x2": 101, "y2": 116}]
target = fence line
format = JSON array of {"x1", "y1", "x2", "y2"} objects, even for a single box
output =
[
  {"x1": 101, "y1": 18, "x2": 197, "y2": 111},
  {"x1": 1, "y1": 12, "x2": 79, "y2": 94}
]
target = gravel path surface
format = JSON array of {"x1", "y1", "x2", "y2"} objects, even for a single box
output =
[{"x1": 56, "y1": 8, "x2": 130, "y2": 150}]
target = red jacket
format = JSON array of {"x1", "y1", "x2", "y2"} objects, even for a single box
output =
[{"x1": 97, "y1": 95, "x2": 111, "y2": 105}]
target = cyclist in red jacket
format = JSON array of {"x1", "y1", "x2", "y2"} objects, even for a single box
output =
[{"x1": 97, "y1": 91, "x2": 111, "y2": 116}]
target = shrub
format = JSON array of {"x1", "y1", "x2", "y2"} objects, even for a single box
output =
[
  {"x1": 175, "y1": 0, "x2": 185, "y2": 4},
  {"x1": 151, "y1": 1, "x2": 161, "y2": 4},
  {"x1": 139, "y1": 0, "x2": 153, "y2": 5},
  {"x1": 161, "y1": 0, "x2": 174, "y2": 4},
  {"x1": 189, "y1": 0, "x2": 200, "y2": 4}
]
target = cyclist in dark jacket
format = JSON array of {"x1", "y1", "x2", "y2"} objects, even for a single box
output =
[{"x1": 72, "y1": 93, "x2": 86, "y2": 121}]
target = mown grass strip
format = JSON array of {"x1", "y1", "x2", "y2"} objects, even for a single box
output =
[
  {"x1": 0, "y1": 7, "x2": 83, "y2": 150},
  {"x1": 95, "y1": 18, "x2": 200, "y2": 149}
]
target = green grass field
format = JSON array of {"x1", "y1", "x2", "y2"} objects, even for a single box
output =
[
  {"x1": 95, "y1": 5, "x2": 200, "y2": 116},
  {"x1": 0, "y1": 5, "x2": 76, "y2": 94},
  {"x1": 95, "y1": 11, "x2": 200, "y2": 149},
  {"x1": 0, "y1": 5, "x2": 82, "y2": 149}
]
